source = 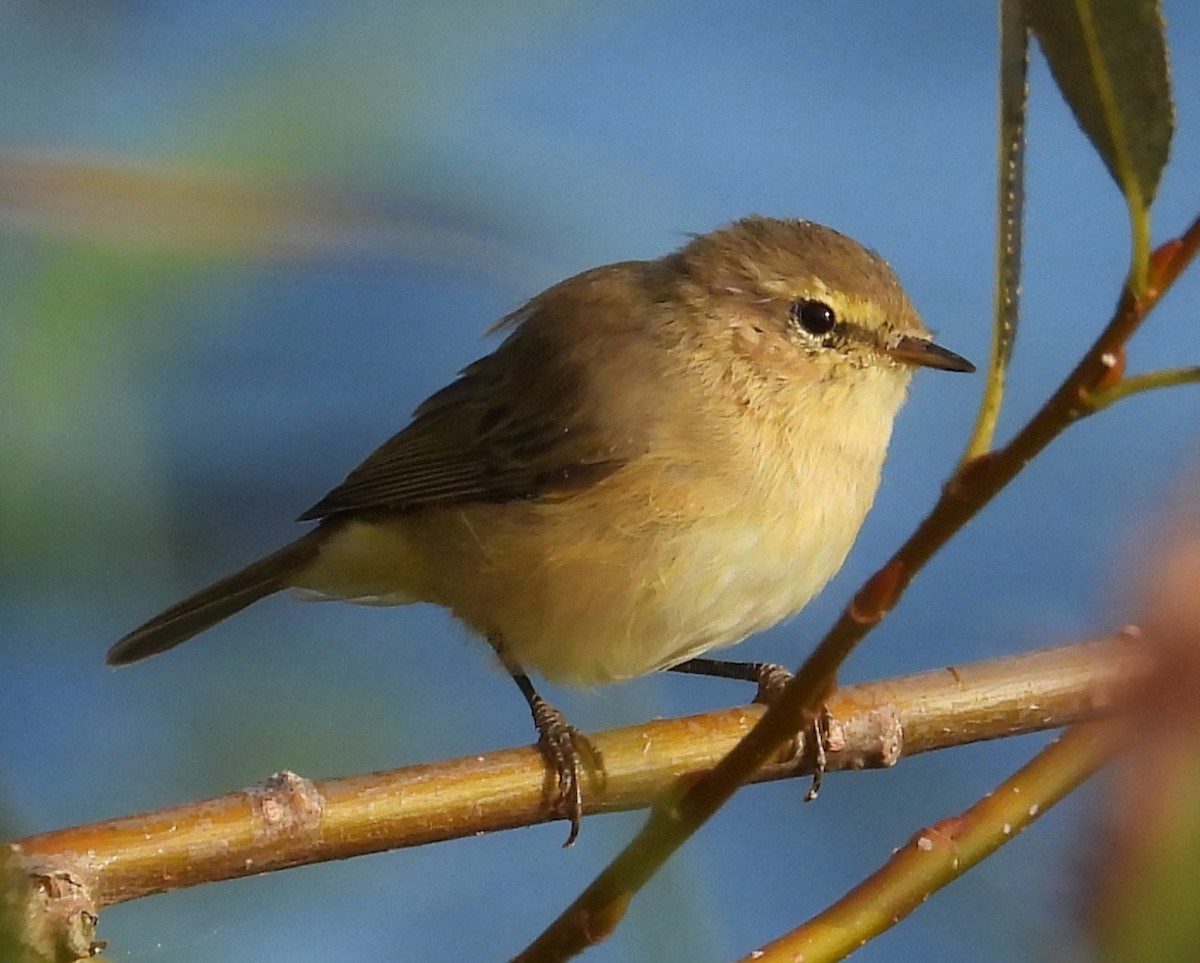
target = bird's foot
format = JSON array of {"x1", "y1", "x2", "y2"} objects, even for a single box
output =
[{"x1": 528, "y1": 693, "x2": 605, "y2": 847}]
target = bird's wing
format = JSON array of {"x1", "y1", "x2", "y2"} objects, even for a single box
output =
[{"x1": 298, "y1": 317, "x2": 636, "y2": 521}]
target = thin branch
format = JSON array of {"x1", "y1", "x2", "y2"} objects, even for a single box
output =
[
  {"x1": 0, "y1": 149, "x2": 547, "y2": 279},
  {"x1": 505, "y1": 632, "x2": 1144, "y2": 962},
  {"x1": 741, "y1": 722, "x2": 1117, "y2": 963},
  {"x1": 1084, "y1": 365, "x2": 1200, "y2": 413}
]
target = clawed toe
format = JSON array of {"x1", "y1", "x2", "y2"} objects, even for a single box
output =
[
  {"x1": 802, "y1": 706, "x2": 831, "y2": 801},
  {"x1": 529, "y1": 694, "x2": 604, "y2": 846}
]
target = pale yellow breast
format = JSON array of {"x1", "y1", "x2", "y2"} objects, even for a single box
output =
[
  {"x1": 297, "y1": 363, "x2": 910, "y2": 686},
  {"x1": 508, "y1": 367, "x2": 906, "y2": 683}
]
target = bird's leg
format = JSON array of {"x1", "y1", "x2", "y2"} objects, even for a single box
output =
[
  {"x1": 669, "y1": 657, "x2": 794, "y2": 702},
  {"x1": 669, "y1": 657, "x2": 828, "y2": 799},
  {"x1": 491, "y1": 636, "x2": 604, "y2": 847}
]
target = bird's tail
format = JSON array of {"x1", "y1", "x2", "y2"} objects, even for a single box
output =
[{"x1": 106, "y1": 530, "x2": 325, "y2": 666}]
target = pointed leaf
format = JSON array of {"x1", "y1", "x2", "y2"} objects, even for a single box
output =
[{"x1": 1029, "y1": 0, "x2": 1173, "y2": 206}]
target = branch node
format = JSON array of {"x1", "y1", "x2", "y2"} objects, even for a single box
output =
[
  {"x1": 248, "y1": 771, "x2": 325, "y2": 839},
  {"x1": 828, "y1": 705, "x2": 904, "y2": 772},
  {"x1": 849, "y1": 561, "x2": 905, "y2": 625},
  {"x1": 24, "y1": 868, "x2": 104, "y2": 962}
]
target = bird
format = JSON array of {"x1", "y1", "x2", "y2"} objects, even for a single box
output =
[{"x1": 108, "y1": 215, "x2": 974, "y2": 843}]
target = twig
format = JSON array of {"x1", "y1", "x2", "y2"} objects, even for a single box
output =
[{"x1": 740, "y1": 722, "x2": 1117, "y2": 962}]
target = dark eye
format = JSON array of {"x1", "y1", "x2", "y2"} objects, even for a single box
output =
[{"x1": 789, "y1": 299, "x2": 837, "y2": 337}]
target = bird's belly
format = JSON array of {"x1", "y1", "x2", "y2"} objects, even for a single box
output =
[
  {"x1": 304, "y1": 444, "x2": 880, "y2": 687},
  {"x1": 456, "y1": 485, "x2": 871, "y2": 686}
]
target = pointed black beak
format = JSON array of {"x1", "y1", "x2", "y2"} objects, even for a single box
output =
[{"x1": 886, "y1": 335, "x2": 975, "y2": 373}]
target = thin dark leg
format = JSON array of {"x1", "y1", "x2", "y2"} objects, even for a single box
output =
[
  {"x1": 491, "y1": 636, "x2": 603, "y2": 846},
  {"x1": 670, "y1": 657, "x2": 794, "y2": 702},
  {"x1": 669, "y1": 657, "x2": 828, "y2": 799}
]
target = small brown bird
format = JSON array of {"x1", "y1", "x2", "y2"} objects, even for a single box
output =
[{"x1": 109, "y1": 216, "x2": 973, "y2": 841}]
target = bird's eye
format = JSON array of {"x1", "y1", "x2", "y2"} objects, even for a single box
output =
[{"x1": 788, "y1": 299, "x2": 837, "y2": 337}]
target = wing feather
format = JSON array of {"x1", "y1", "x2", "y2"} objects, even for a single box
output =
[{"x1": 298, "y1": 289, "x2": 643, "y2": 521}]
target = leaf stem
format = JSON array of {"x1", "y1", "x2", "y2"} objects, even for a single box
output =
[{"x1": 1085, "y1": 366, "x2": 1200, "y2": 413}]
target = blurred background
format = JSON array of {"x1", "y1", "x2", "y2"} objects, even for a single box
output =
[{"x1": 2, "y1": 3, "x2": 1198, "y2": 961}]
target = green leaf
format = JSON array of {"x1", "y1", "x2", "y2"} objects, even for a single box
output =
[
  {"x1": 961, "y1": 0, "x2": 1029, "y2": 463},
  {"x1": 1028, "y1": 0, "x2": 1173, "y2": 208}
]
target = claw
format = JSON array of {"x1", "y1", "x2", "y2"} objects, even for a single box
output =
[
  {"x1": 803, "y1": 706, "x2": 831, "y2": 802},
  {"x1": 529, "y1": 693, "x2": 604, "y2": 846},
  {"x1": 668, "y1": 657, "x2": 833, "y2": 800},
  {"x1": 739, "y1": 663, "x2": 827, "y2": 800},
  {"x1": 750, "y1": 662, "x2": 794, "y2": 704}
]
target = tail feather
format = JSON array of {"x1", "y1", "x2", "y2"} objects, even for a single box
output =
[{"x1": 107, "y1": 531, "x2": 325, "y2": 666}]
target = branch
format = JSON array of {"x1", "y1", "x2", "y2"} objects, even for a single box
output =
[
  {"x1": 1083, "y1": 365, "x2": 1200, "y2": 412},
  {"x1": 8, "y1": 633, "x2": 1146, "y2": 958},
  {"x1": 741, "y1": 722, "x2": 1117, "y2": 962}
]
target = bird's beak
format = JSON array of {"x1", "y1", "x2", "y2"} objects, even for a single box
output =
[{"x1": 886, "y1": 335, "x2": 975, "y2": 373}]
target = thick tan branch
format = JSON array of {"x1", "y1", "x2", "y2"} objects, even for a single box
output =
[{"x1": 11, "y1": 633, "x2": 1145, "y2": 937}]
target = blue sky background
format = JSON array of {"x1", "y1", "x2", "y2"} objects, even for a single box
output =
[{"x1": 2, "y1": 3, "x2": 1199, "y2": 961}]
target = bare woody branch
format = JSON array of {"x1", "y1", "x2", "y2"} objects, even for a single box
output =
[{"x1": 10, "y1": 629, "x2": 1147, "y2": 960}]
